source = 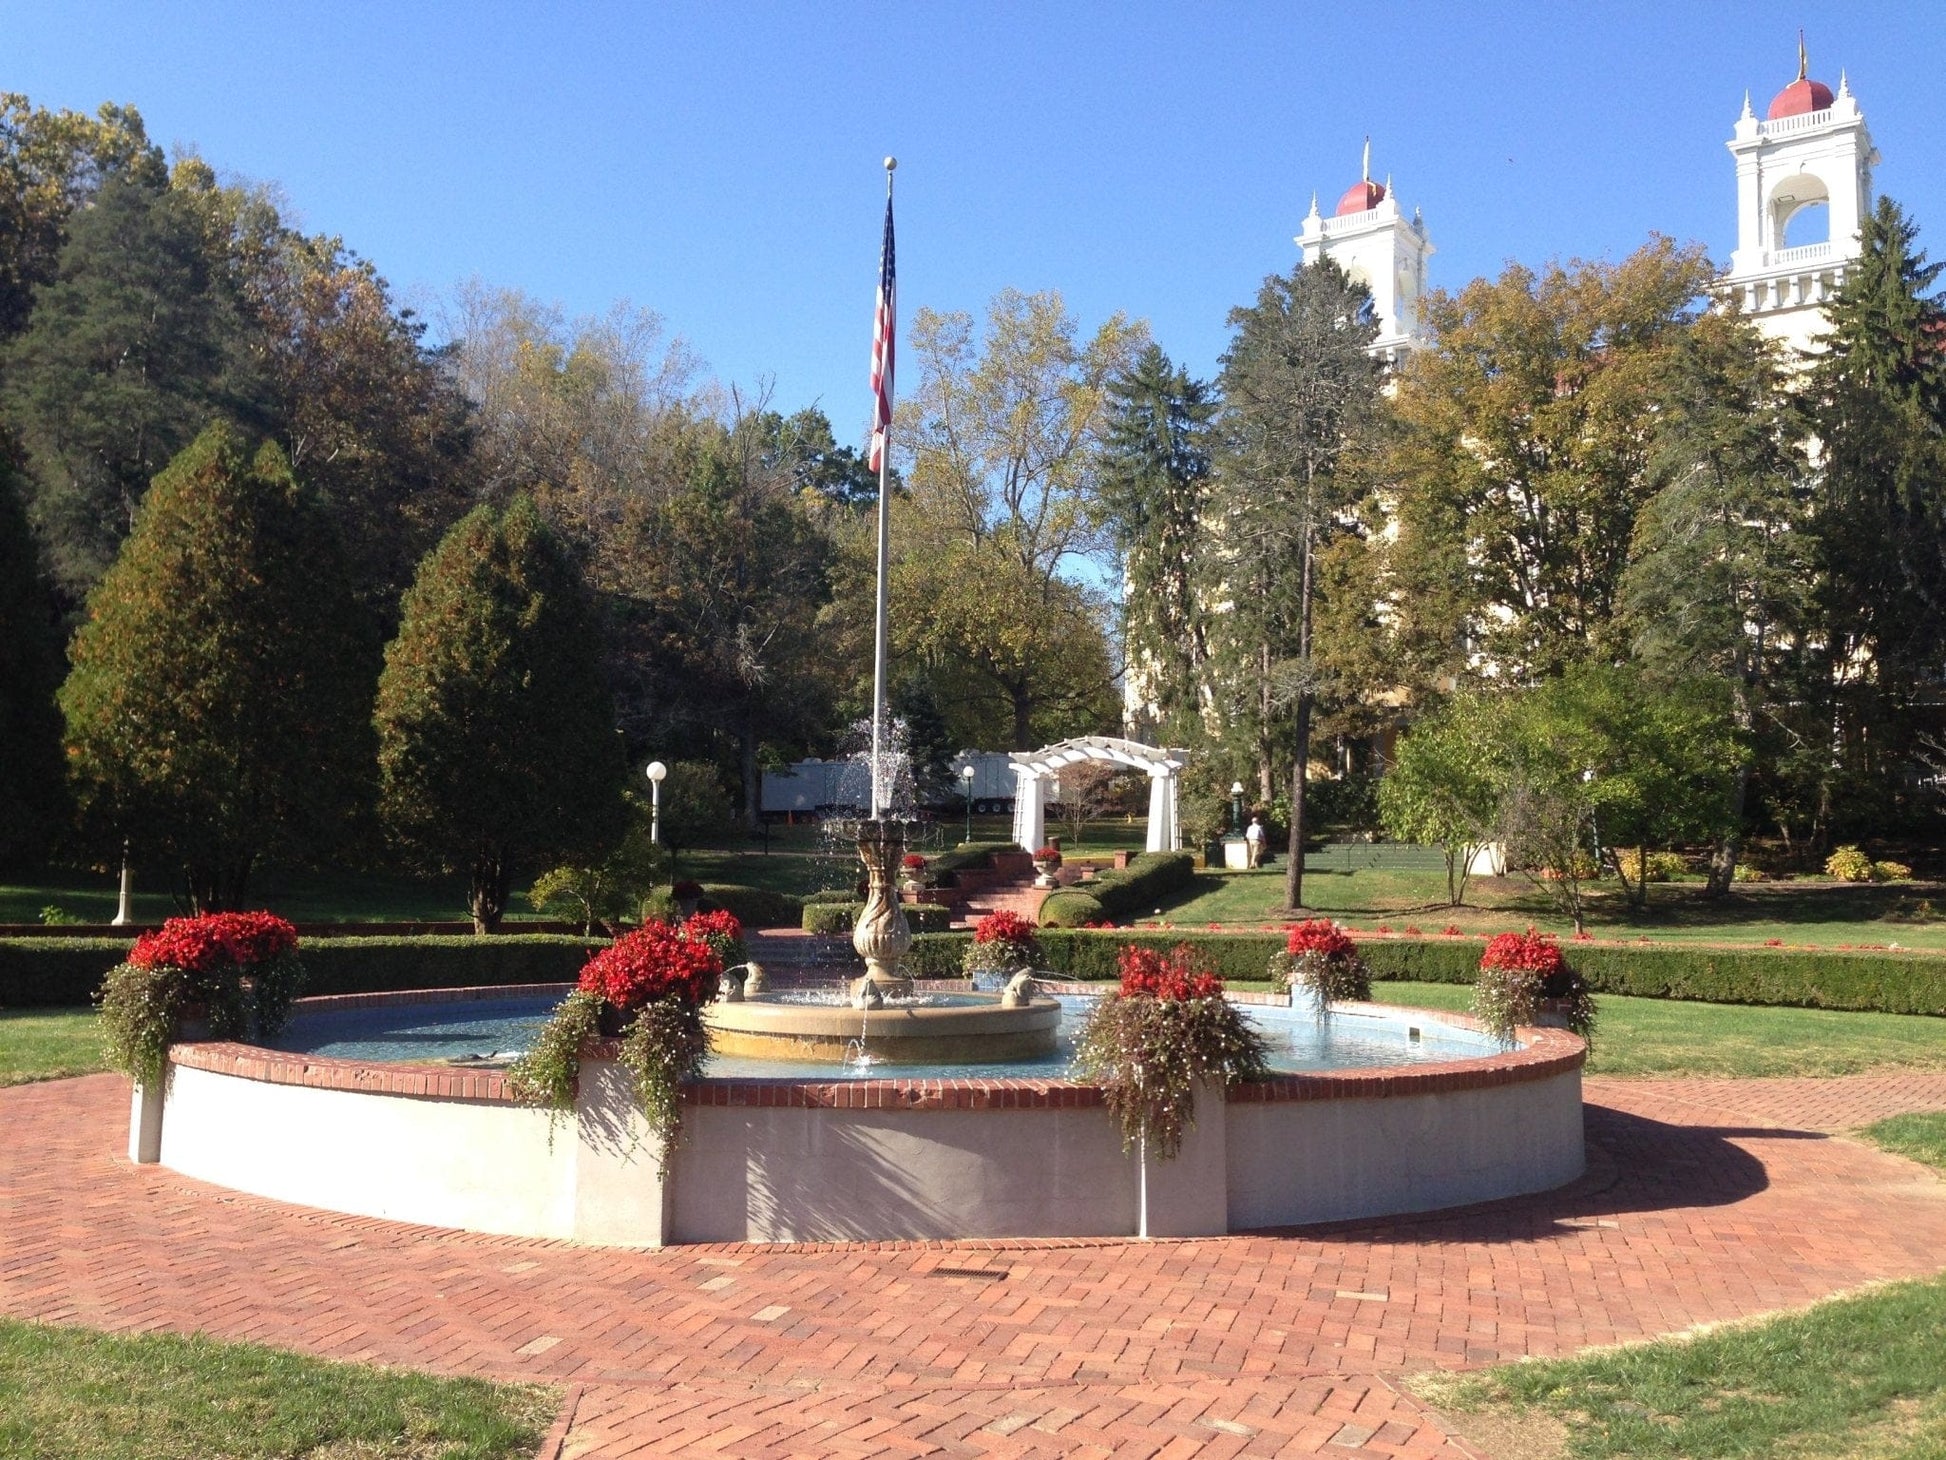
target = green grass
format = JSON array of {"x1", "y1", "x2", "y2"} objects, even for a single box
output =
[
  {"x1": 1369, "y1": 980, "x2": 1946, "y2": 1078},
  {"x1": 1862, "y1": 1111, "x2": 1946, "y2": 1172},
  {"x1": 0, "y1": 1009, "x2": 105, "y2": 1086},
  {"x1": 1155, "y1": 860, "x2": 1946, "y2": 952},
  {"x1": 1419, "y1": 1277, "x2": 1946, "y2": 1459},
  {"x1": 0, "y1": 1317, "x2": 555, "y2": 1460},
  {"x1": 1418, "y1": 1119, "x2": 1946, "y2": 1459},
  {"x1": 2, "y1": 868, "x2": 556, "y2": 927}
]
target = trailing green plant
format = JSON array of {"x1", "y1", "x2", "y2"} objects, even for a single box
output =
[
  {"x1": 1266, "y1": 919, "x2": 1371, "y2": 1014},
  {"x1": 1071, "y1": 943, "x2": 1269, "y2": 1159},
  {"x1": 507, "y1": 920, "x2": 719, "y2": 1150},
  {"x1": 1471, "y1": 930, "x2": 1597, "y2": 1045},
  {"x1": 37, "y1": 904, "x2": 84, "y2": 927},
  {"x1": 95, "y1": 912, "x2": 305, "y2": 1088}
]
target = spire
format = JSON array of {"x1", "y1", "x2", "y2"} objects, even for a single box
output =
[
  {"x1": 1739, "y1": 89, "x2": 1754, "y2": 121},
  {"x1": 1796, "y1": 29, "x2": 1808, "y2": 83},
  {"x1": 1306, "y1": 190, "x2": 1320, "y2": 220},
  {"x1": 1838, "y1": 69, "x2": 1851, "y2": 98},
  {"x1": 1361, "y1": 135, "x2": 1371, "y2": 183}
]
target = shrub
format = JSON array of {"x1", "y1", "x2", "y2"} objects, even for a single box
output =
[
  {"x1": 1732, "y1": 863, "x2": 1770, "y2": 883},
  {"x1": 1268, "y1": 919, "x2": 1370, "y2": 1013},
  {"x1": 644, "y1": 883, "x2": 802, "y2": 929},
  {"x1": 1038, "y1": 890, "x2": 1105, "y2": 927},
  {"x1": 1071, "y1": 944, "x2": 1269, "y2": 1159},
  {"x1": 680, "y1": 908, "x2": 746, "y2": 972},
  {"x1": 1054, "y1": 850, "x2": 1195, "y2": 925},
  {"x1": 930, "y1": 841, "x2": 1021, "y2": 878},
  {"x1": 1825, "y1": 846, "x2": 1876, "y2": 882},
  {"x1": 38, "y1": 905, "x2": 83, "y2": 927},
  {"x1": 1473, "y1": 929, "x2": 1596, "y2": 1044},
  {"x1": 97, "y1": 912, "x2": 306, "y2": 1088},
  {"x1": 800, "y1": 901, "x2": 950, "y2": 935},
  {"x1": 963, "y1": 911, "x2": 1040, "y2": 977},
  {"x1": 1875, "y1": 860, "x2": 1914, "y2": 883},
  {"x1": 1616, "y1": 849, "x2": 1687, "y2": 883},
  {"x1": 804, "y1": 888, "x2": 859, "y2": 906}
]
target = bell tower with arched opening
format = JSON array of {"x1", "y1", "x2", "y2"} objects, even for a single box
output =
[
  {"x1": 1297, "y1": 140, "x2": 1434, "y2": 368},
  {"x1": 1724, "y1": 42, "x2": 1877, "y2": 356}
]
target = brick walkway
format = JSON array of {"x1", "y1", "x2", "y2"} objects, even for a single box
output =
[{"x1": 3, "y1": 1073, "x2": 1945, "y2": 1459}]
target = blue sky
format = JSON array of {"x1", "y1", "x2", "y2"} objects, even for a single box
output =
[{"x1": 7, "y1": 2, "x2": 1944, "y2": 450}]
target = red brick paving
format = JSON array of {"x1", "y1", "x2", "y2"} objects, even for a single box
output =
[{"x1": 3, "y1": 1072, "x2": 1945, "y2": 1459}]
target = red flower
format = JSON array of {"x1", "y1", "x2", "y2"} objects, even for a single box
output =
[
  {"x1": 578, "y1": 921, "x2": 721, "y2": 1011},
  {"x1": 1480, "y1": 929, "x2": 1567, "y2": 978},
  {"x1": 1442, "y1": 925, "x2": 1461, "y2": 937},
  {"x1": 1285, "y1": 918, "x2": 1355, "y2": 960},
  {"x1": 900, "y1": 853, "x2": 927, "y2": 870},
  {"x1": 1765, "y1": 938, "x2": 1784, "y2": 947},
  {"x1": 1405, "y1": 925, "x2": 1422, "y2": 936},
  {"x1": 973, "y1": 910, "x2": 1037, "y2": 946},
  {"x1": 1034, "y1": 846, "x2": 1062, "y2": 864},
  {"x1": 1117, "y1": 943, "x2": 1225, "y2": 1001},
  {"x1": 681, "y1": 908, "x2": 744, "y2": 965},
  {"x1": 130, "y1": 912, "x2": 298, "y2": 974}
]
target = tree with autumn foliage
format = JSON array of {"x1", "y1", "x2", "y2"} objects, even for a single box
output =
[
  {"x1": 59, "y1": 424, "x2": 376, "y2": 909},
  {"x1": 375, "y1": 495, "x2": 626, "y2": 932}
]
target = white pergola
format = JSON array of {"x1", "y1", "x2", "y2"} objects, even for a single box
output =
[{"x1": 1009, "y1": 736, "x2": 1188, "y2": 854}]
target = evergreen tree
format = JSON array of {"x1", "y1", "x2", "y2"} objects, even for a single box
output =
[
  {"x1": 2, "y1": 174, "x2": 256, "y2": 603},
  {"x1": 0, "y1": 458, "x2": 68, "y2": 865},
  {"x1": 375, "y1": 496, "x2": 626, "y2": 931},
  {"x1": 1213, "y1": 257, "x2": 1384, "y2": 909},
  {"x1": 1099, "y1": 344, "x2": 1215, "y2": 742},
  {"x1": 1620, "y1": 312, "x2": 1813, "y2": 889},
  {"x1": 1806, "y1": 196, "x2": 1946, "y2": 823},
  {"x1": 59, "y1": 424, "x2": 375, "y2": 909}
]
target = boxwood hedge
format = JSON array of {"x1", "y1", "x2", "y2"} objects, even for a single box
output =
[
  {"x1": 907, "y1": 929, "x2": 1946, "y2": 1016},
  {"x1": 801, "y1": 902, "x2": 952, "y2": 935},
  {"x1": 0, "y1": 934, "x2": 596, "y2": 1009}
]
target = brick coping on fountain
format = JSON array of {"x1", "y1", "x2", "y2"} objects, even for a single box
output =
[{"x1": 164, "y1": 983, "x2": 1585, "y2": 1109}]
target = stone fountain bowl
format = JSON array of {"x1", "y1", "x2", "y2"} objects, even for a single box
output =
[{"x1": 702, "y1": 991, "x2": 1062, "y2": 1064}]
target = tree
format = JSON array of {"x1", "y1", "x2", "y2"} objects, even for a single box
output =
[
  {"x1": 59, "y1": 424, "x2": 375, "y2": 910},
  {"x1": 1099, "y1": 344, "x2": 1215, "y2": 741},
  {"x1": 1053, "y1": 760, "x2": 1122, "y2": 846},
  {"x1": 1213, "y1": 257, "x2": 1385, "y2": 911},
  {"x1": 0, "y1": 93, "x2": 165, "y2": 340},
  {"x1": 1498, "y1": 665, "x2": 1740, "y2": 928},
  {"x1": 1620, "y1": 312, "x2": 1812, "y2": 890},
  {"x1": 1382, "y1": 239, "x2": 1715, "y2": 684},
  {"x1": 1804, "y1": 196, "x2": 1946, "y2": 830},
  {"x1": 375, "y1": 495, "x2": 626, "y2": 932},
  {"x1": 891, "y1": 289, "x2": 1144, "y2": 749},
  {"x1": 3, "y1": 174, "x2": 254, "y2": 603},
  {"x1": 0, "y1": 459, "x2": 68, "y2": 865},
  {"x1": 1376, "y1": 693, "x2": 1502, "y2": 907},
  {"x1": 650, "y1": 760, "x2": 732, "y2": 873}
]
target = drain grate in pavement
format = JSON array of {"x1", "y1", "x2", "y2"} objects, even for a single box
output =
[{"x1": 931, "y1": 1266, "x2": 1009, "y2": 1281}]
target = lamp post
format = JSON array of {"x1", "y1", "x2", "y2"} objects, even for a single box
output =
[
  {"x1": 1230, "y1": 781, "x2": 1245, "y2": 835},
  {"x1": 111, "y1": 838, "x2": 133, "y2": 927},
  {"x1": 646, "y1": 760, "x2": 667, "y2": 846},
  {"x1": 961, "y1": 763, "x2": 976, "y2": 844}
]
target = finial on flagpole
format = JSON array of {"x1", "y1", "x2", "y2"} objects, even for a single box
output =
[{"x1": 1796, "y1": 30, "x2": 1808, "y2": 82}]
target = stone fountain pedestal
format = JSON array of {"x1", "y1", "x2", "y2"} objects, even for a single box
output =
[{"x1": 852, "y1": 818, "x2": 913, "y2": 1000}]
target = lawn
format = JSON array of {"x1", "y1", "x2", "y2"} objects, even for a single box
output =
[
  {"x1": 1366, "y1": 981, "x2": 1946, "y2": 1078},
  {"x1": 0, "y1": 1318, "x2": 554, "y2": 1460},
  {"x1": 1158, "y1": 859, "x2": 1946, "y2": 952},
  {"x1": 1, "y1": 867, "x2": 553, "y2": 927},
  {"x1": 0, "y1": 1009, "x2": 105, "y2": 1086},
  {"x1": 1415, "y1": 1112, "x2": 1946, "y2": 1460}
]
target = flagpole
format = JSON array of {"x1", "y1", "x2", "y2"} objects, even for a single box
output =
[{"x1": 870, "y1": 156, "x2": 896, "y2": 818}]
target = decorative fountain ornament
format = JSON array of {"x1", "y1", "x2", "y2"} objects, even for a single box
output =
[{"x1": 851, "y1": 815, "x2": 913, "y2": 1002}]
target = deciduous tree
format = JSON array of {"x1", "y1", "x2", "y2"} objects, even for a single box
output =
[{"x1": 0, "y1": 459, "x2": 67, "y2": 865}]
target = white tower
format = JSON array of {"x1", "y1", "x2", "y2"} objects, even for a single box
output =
[
  {"x1": 1297, "y1": 141, "x2": 1434, "y2": 366},
  {"x1": 1724, "y1": 44, "x2": 1877, "y2": 356}
]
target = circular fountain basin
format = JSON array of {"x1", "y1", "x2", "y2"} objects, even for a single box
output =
[
  {"x1": 129, "y1": 983, "x2": 1586, "y2": 1248},
  {"x1": 703, "y1": 991, "x2": 1061, "y2": 1064}
]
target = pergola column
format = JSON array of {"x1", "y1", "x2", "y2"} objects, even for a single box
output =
[
  {"x1": 1145, "y1": 767, "x2": 1180, "y2": 853},
  {"x1": 1011, "y1": 767, "x2": 1045, "y2": 852}
]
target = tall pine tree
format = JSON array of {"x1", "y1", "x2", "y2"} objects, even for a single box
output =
[
  {"x1": 1806, "y1": 196, "x2": 1946, "y2": 821},
  {"x1": 1099, "y1": 344, "x2": 1215, "y2": 743},
  {"x1": 375, "y1": 496, "x2": 626, "y2": 931},
  {"x1": 0, "y1": 457, "x2": 68, "y2": 866},
  {"x1": 60, "y1": 424, "x2": 375, "y2": 909}
]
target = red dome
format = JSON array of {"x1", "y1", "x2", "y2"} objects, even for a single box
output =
[
  {"x1": 1767, "y1": 76, "x2": 1834, "y2": 119},
  {"x1": 1335, "y1": 179, "x2": 1386, "y2": 216}
]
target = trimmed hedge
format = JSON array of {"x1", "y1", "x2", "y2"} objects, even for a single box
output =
[
  {"x1": 1038, "y1": 890, "x2": 1104, "y2": 927},
  {"x1": 641, "y1": 883, "x2": 805, "y2": 928},
  {"x1": 906, "y1": 929, "x2": 1946, "y2": 1016},
  {"x1": 0, "y1": 934, "x2": 597, "y2": 1010},
  {"x1": 802, "y1": 902, "x2": 952, "y2": 935},
  {"x1": 1040, "y1": 851, "x2": 1195, "y2": 926},
  {"x1": 929, "y1": 841, "x2": 1022, "y2": 877}
]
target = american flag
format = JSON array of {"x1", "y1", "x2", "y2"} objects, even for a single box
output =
[{"x1": 868, "y1": 192, "x2": 896, "y2": 473}]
